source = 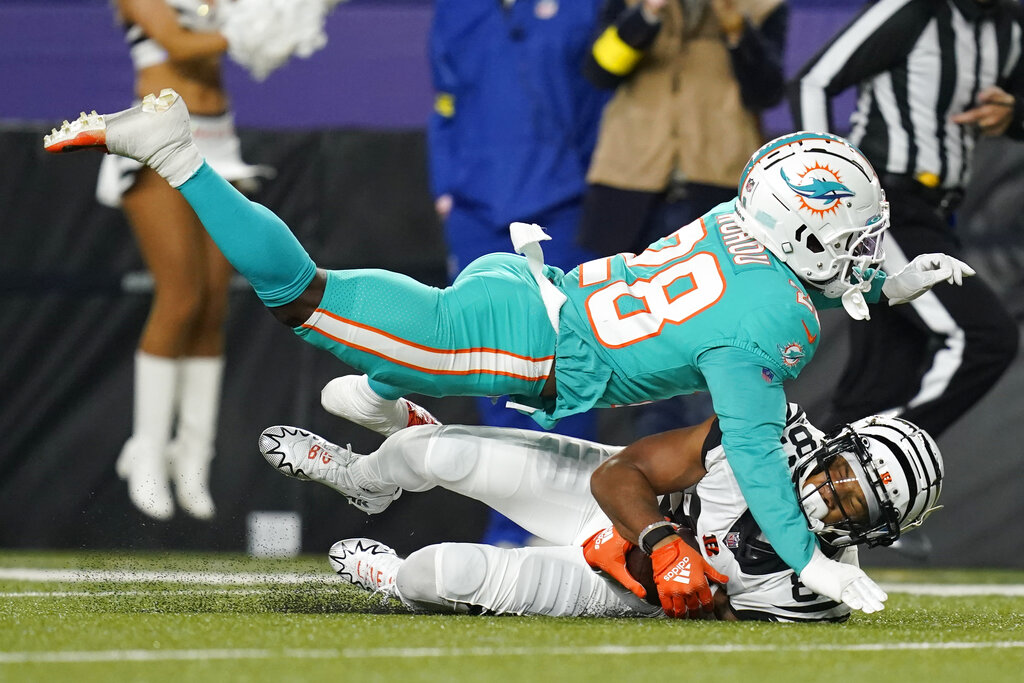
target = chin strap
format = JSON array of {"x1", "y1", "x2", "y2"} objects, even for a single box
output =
[{"x1": 841, "y1": 285, "x2": 871, "y2": 321}]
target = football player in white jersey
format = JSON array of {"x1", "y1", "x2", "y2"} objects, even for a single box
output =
[{"x1": 259, "y1": 405, "x2": 943, "y2": 621}]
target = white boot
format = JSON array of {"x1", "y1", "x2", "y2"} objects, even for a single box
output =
[
  {"x1": 168, "y1": 356, "x2": 222, "y2": 520},
  {"x1": 328, "y1": 538, "x2": 404, "y2": 599},
  {"x1": 43, "y1": 89, "x2": 203, "y2": 188},
  {"x1": 321, "y1": 374, "x2": 440, "y2": 436},
  {"x1": 116, "y1": 351, "x2": 177, "y2": 520},
  {"x1": 259, "y1": 426, "x2": 401, "y2": 514}
]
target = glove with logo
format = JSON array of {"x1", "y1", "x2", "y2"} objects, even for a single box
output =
[
  {"x1": 581, "y1": 526, "x2": 646, "y2": 600},
  {"x1": 650, "y1": 533, "x2": 728, "y2": 618},
  {"x1": 882, "y1": 253, "x2": 975, "y2": 305}
]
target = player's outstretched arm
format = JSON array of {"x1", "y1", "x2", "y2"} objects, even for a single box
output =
[
  {"x1": 698, "y1": 347, "x2": 818, "y2": 572},
  {"x1": 700, "y1": 347, "x2": 887, "y2": 614}
]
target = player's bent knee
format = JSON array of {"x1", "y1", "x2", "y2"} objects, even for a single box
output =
[
  {"x1": 422, "y1": 429, "x2": 479, "y2": 483},
  {"x1": 435, "y1": 543, "x2": 488, "y2": 599},
  {"x1": 268, "y1": 270, "x2": 325, "y2": 328},
  {"x1": 395, "y1": 546, "x2": 440, "y2": 604}
]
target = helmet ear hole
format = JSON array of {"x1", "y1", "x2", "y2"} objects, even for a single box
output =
[{"x1": 805, "y1": 233, "x2": 825, "y2": 254}]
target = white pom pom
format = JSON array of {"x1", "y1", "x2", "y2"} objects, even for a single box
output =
[{"x1": 219, "y1": 0, "x2": 331, "y2": 81}]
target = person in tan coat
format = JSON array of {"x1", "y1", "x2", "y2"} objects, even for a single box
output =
[{"x1": 579, "y1": 0, "x2": 788, "y2": 438}]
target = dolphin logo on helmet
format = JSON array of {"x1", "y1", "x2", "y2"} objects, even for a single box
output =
[
  {"x1": 780, "y1": 167, "x2": 855, "y2": 210},
  {"x1": 734, "y1": 131, "x2": 889, "y2": 321}
]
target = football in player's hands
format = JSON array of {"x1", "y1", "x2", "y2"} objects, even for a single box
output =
[
  {"x1": 625, "y1": 547, "x2": 660, "y2": 606},
  {"x1": 626, "y1": 524, "x2": 705, "y2": 607}
]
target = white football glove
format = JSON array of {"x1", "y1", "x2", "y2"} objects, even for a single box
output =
[
  {"x1": 882, "y1": 253, "x2": 976, "y2": 306},
  {"x1": 798, "y1": 547, "x2": 887, "y2": 614}
]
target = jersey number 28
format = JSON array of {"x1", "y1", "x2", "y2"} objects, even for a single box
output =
[{"x1": 580, "y1": 221, "x2": 726, "y2": 348}]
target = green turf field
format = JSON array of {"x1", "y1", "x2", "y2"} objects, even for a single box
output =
[{"x1": 1, "y1": 551, "x2": 1022, "y2": 683}]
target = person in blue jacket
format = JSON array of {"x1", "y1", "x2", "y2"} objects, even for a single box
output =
[
  {"x1": 45, "y1": 94, "x2": 972, "y2": 613},
  {"x1": 425, "y1": 0, "x2": 611, "y2": 544}
]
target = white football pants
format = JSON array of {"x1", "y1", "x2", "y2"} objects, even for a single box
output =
[{"x1": 346, "y1": 425, "x2": 660, "y2": 617}]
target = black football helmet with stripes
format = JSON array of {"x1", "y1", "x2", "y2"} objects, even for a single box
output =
[{"x1": 793, "y1": 415, "x2": 944, "y2": 548}]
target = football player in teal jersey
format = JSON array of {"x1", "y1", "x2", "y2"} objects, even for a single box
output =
[{"x1": 45, "y1": 90, "x2": 971, "y2": 614}]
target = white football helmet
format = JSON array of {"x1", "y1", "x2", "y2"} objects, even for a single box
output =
[
  {"x1": 792, "y1": 415, "x2": 944, "y2": 548},
  {"x1": 734, "y1": 132, "x2": 889, "y2": 320}
]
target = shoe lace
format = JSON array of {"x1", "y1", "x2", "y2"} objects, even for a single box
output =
[{"x1": 341, "y1": 441, "x2": 355, "y2": 465}]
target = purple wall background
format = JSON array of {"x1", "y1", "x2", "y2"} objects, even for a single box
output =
[{"x1": 1, "y1": 0, "x2": 858, "y2": 132}]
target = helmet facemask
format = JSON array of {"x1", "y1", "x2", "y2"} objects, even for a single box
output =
[
  {"x1": 814, "y1": 207, "x2": 889, "y2": 319},
  {"x1": 793, "y1": 416, "x2": 944, "y2": 548},
  {"x1": 793, "y1": 425, "x2": 902, "y2": 548}
]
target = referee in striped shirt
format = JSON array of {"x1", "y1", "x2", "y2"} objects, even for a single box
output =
[{"x1": 791, "y1": 0, "x2": 1021, "y2": 440}]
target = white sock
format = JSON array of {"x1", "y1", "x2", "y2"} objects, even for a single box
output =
[
  {"x1": 117, "y1": 351, "x2": 179, "y2": 519},
  {"x1": 353, "y1": 374, "x2": 405, "y2": 415},
  {"x1": 123, "y1": 351, "x2": 179, "y2": 464},
  {"x1": 321, "y1": 374, "x2": 410, "y2": 436},
  {"x1": 174, "y1": 356, "x2": 223, "y2": 451},
  {"x1": 155, "y1": 141, "x2": 204, "y2": 189},
  {"x1": 347, "y1": 427, "x2": 437, "y2": 493},
  {"x1": 169, "y1": 356, "x2": 224, "y2": 519}
]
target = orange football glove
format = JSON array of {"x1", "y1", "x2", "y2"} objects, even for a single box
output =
[
  {"x1": 581, "y1": 526, "x2": 646, "y2": 599},
  {"x1": 650, "y1": 534, "x2": 728, "y2": 619}
]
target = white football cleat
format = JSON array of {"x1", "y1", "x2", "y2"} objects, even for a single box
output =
[
  {"x1": 258, "y1": 426, "x2": 401, "y2": 514},
  {"x1": 116, "y1": 436, "x2": 175, "y2": 521},
  {"x1": 43, "y1": 88, "x2": 203, "y2": 187},
  {"x1": 328, "y1": 538, "x2": 403, "y2": 599},
  {"x1": 321, "y1": 374, "x2": 441, "y2": 436}
]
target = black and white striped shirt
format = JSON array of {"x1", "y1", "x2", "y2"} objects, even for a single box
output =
[{"x1": 791, "y1": 0, "x2": 1024, "y2": 190}]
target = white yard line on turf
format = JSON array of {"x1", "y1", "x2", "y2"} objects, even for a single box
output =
[
  {"x1": 1, "y1": 568, "x2": 1023, "y2": 596},
  {"x1": 1, "y1": 588, "x2": 279, "y2": 598},
  {"x1": 1, "y1": 642, "x2": 1024, "y2": 664},
  {"x1": 878, "y1": 583, "x2": 1024, "y2": 596},
  {"x1": 0, "y1": 568, "x2": 344, "y2": 585}
]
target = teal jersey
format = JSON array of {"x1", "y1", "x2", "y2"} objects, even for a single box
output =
[
  {"x1": 556, "y1": 201, "x2": 822, "y2": 408},
  {"x1": 550, "y1": 201, "x2": 827, "y2": 571}
]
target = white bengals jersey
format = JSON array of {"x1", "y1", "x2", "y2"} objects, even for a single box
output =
[{"x1": 670, "y1": 403, "x2": 856, "y2": 622}]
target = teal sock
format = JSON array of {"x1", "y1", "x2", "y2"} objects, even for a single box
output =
[
  {"x1": 178, "y1": 163, "x2": 317, "y2": 307},
  {"x1": 368, "y1": 378, "x2": 405, "y2": 400}
]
